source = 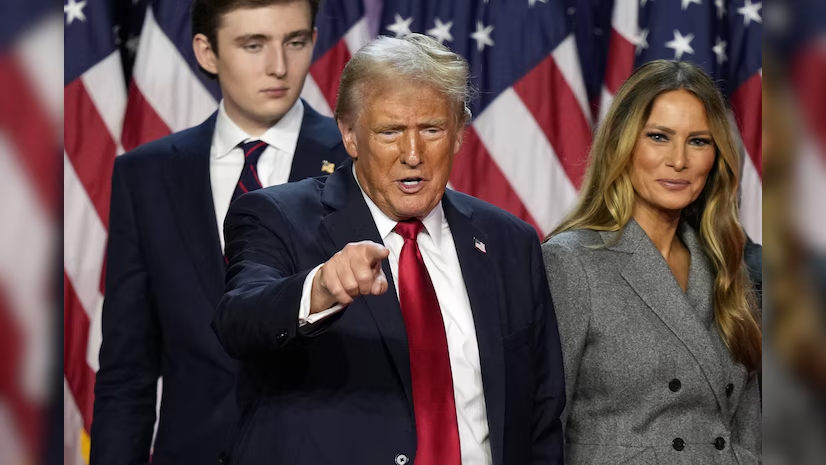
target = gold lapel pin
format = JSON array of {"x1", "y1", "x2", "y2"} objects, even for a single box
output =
[{"x1": 321, "y1": 160, "x2": 335, "y2": 174}]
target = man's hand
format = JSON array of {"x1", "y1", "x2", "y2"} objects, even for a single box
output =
[{"x1": 310, "y1": 241, "x2": 390, "y2": 313}]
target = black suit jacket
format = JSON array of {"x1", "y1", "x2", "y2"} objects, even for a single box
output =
[
  {"x1": 212, "y1": 161, "x2": 566, "y2": 464},
  {"x1": 90, "y1": 103, "x2": 349, "y2": 465}
]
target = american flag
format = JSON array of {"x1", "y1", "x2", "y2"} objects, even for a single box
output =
[
  {"x1": 1, "y1": 0, "x2": 61, "y2": 464},
  {"x1": 598, "y1": 0, "x2": 763, "y2": 243},
  {"x1": 63, "y1": 0, "x2": 766, "y2": 463}
]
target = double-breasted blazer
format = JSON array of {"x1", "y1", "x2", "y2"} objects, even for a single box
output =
[{"x1": 542, "y1": 220, "x2": 761, "y2": 465}]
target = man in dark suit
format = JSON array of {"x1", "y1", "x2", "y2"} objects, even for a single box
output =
[
  {"x1": 213, "y1": 33, "x2": 566, "y2": 465},
  {"x1": 90, "y1": 1, "x2": 347, "y2": 464}
]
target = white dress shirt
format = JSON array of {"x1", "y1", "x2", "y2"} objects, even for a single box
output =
[
  {"x1": 210, "y1": 99, "x2": 304, "y2": 250},
  {"x1": 298, "y1": 167, "x2": 493, "y2": 464}
]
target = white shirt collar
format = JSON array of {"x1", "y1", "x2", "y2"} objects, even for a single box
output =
[
  {"x1": 351, "y1": 165, "x2": 445, "y2": 249},
  {"x1": 213, "y1": 98, "x2": 304, "y2": 159}
]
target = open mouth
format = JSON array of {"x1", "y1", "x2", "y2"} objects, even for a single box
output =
[{"x1": 397, "y1": 177, "x2": 425, "y2": 193}]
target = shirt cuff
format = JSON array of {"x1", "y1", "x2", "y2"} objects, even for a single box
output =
[{"x1": 298, "y1": 264, "x2": 345, "y2": 327}]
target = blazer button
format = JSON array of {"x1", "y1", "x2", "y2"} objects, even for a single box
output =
[
  {"x1": 672, "y1": 437, "x2": 685, "y2": 451},
  {"x1": 395, "y1": 454, "x2": 409, "y2": 465},
  {"x1": 715, "y1": 437, "x2": 726, "y2": 450},
  {"x1": 725, "y1": 383, "x2": 734, "y2": 397},
  {"x1": 669, "y1": 379, "x2": 682, "y2": 392},
  {"x1": 276, "y1": 330, "x2": 288, "y2": 343}
]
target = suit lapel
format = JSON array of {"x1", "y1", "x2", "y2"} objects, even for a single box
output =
[
  {"x1": 318, "y1": 163, "x2": 414, "y2": 417},
  {"x1": 289, "y1": 101, "x2": 343, "y2": 181},
  {"x1": 682, "y1": 225, "x2": 747, "y2": 421},
  {"x1": 608, "y1": 220, "x2": 730, "y2": 418},
  {"x1": 443, "y1": 191, "x2": 506, "y2": 465},
  {"x1": 164, "y1": 113, "x2": 226, "y2": 308}
]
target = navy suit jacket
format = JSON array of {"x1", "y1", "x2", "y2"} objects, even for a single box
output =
[
  {"x1": 212, "y1": 161, "x2": 566, "y2": 465},
  {"x1": 90, "y1": 103, "x2": 349, "y2": 465}
]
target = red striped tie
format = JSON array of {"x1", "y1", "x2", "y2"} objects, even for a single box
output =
[
  {"x1": 231, "y1": 140, "x2": 268, "y2": 204},
  {"x1": 394, "y1": 219, "x2": 461, "y2": 465}
]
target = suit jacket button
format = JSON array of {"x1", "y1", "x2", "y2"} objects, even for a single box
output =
[
  {"x1": 395, "y1": 454, "x2": 409, "y2": 465},
  {"x1": 276, "y1": 331, "x2": 288, "y2": 343},
  {"x1": 672, "y1": 437, "x2": 685, "y2": 451},
  {"x1": 669, "y1": 379, "x2": 681, "y2": 392},
  {"x1": 725, "y1": 383, "x2": 734, "y2": 397},
  {"x1": 715, "y1": 437, "x2": 726, "y2": 450}
]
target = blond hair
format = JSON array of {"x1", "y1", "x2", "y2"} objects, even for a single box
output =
[
  {"x1": 551, "y1": 60, "x2": 762, "y2": 372},
  {"x1": 334, "y1": 33, "x2": 472, "y2": 125}
]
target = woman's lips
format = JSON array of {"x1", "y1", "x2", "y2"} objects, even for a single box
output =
[{"x1": 657, "y1": 179, "x2": 691, "y2": 190}]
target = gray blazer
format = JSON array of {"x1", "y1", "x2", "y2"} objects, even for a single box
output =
[{"x1": 542, "y1": 220, "x2": 761, "y2": 465}]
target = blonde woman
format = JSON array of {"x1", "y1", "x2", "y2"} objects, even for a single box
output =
[{"x1": 543, "y1": 60, "x2": 761, "y2": 464}]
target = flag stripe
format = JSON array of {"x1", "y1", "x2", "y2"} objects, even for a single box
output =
[
  {"x1": 343, "y1": 17, "x2": 371, "y2": 55},
  {"x1": 64, "y1": 153, "x2": 107, "y2": 322},
  {"x1": 552, "y1": 35, "x2": 593, "y2": 125},
  {"x1": 740, "y1": 150, "x2": 762, "y2": 243},
  {"x1": 309, "y1": 39, "x2": 352, "y2": 114},
  {"x1": 64, "y1": 271, "x2": 97, "y2": 432},
  {"x1": 450, "y1": 126, "x2": 541, "y2": 233},
  {"x1": 603, "y1": 29, "x2": 636, "y2": 96},
  {"x1": 132, "y1": 8, "x2": 216, "y2": 134},
  {"x1": 122, "y1": 81, "x2": 173, "y2": 152},
  {"x1": 729, "y1": 73, "x2": 762, "y2": 177},
  {"x1": 300, "y1": 75, "x2": 334, "y2": 117},
  {"x1": 14, "y1": 14, "x2": 64, "y2": 133},
  {"x1": 64, "y1": 80, "x2": 117, "y2": 228},
  {"x1": 0, "y1": 54, "x2": 59, "y2": 215},
  {"x1": 80, "y1": 52, "x2": 127, "y2": 148},
  {"x1": 472, "y1": 89, "x2": 579, "y2": 235},
  {"x1": 514, "y1": 53, "x2": 591, "y2": 189}
]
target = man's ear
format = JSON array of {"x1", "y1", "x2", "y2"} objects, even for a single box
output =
[
  {"x1": 193, "y1": 33, "x2": 218, "y2": 76},
  {"x1": 453, "y1": 127, "x2": 465, "y2": 155},
  {"x1": 337, "y1": 119, "x2": 358, "y2": 160}
]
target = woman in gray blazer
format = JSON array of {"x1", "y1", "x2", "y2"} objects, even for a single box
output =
[{"x1": 543, "y1": 60, "x2": 761, "y2": 465}]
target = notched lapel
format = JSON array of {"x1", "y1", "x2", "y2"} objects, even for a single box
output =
[
  {"x1": 616, "y1": 221, "x2": 730, "y2": 418},
  {"x1": 319, "y1": 166, "x2": 414, "y2": 419},
  {"x1": 163, "y1": 116, "x2": 226, "y2": 308},
  {"x1": 442, "y1": 191, "x2": 506, "y2": 465}
]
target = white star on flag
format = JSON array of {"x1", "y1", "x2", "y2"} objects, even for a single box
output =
[
  {"x1": 636, "y1": 29, "x2": 649, "y2": 55},
  {"x1": 714, "y1": 0, "x2": 726, "y2": 19},
  {"x1": 470, "y1": 21, "x2": 495, "y2": 52},
  {"x1": 682, "y1": 0, "x2": 702, "y2": 10},
  {"x1": 712, "y1": 37, "x2": 727, "y2": 64},
  {"x1": 738, "y1": 0, "x2": 762, "y2": 26},
  {"x1": 665, "y1": 30, "x2": 695, "y2": 59},
  {"x1": 529, "y1": 0, "x2": 548, "y2": 7},
  {"x1": 64, "y1": 0, "x2": 87, "y2": 25},
  {"x1": 426, "y1": 18, "x2": 454, "y2": 44},
  {"x1": 387, "y1": 13, "x2": 413, "y2": 38}
]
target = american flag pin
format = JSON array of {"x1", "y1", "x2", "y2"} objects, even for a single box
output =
[{"x1": 474, "y1": 237, "x2": 486, "y2": 254}]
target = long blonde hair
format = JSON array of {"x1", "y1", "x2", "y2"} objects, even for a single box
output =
[{"x1": 550, "y1": 60, "x2": 762, "y2": 372}]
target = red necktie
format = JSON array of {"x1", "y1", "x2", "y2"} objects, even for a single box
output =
[{"x1": 394, "y1": 219, "x2": 461, "y2": 465}]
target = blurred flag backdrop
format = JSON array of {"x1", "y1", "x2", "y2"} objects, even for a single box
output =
[{"x1": 63, "y1": 0, "x2": 769, "y2": 463}]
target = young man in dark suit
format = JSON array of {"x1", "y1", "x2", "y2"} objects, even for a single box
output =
[
  {"x1": 90, "y1": 1, "x2": 347, "y2": 464},
  {"x1": 213, "y1": 34, "x2": 566, "y2": 465}
]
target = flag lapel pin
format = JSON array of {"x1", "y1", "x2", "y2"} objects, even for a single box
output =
[{"x1": 474, "y1": 237, "x2": 486, "y2": 254}]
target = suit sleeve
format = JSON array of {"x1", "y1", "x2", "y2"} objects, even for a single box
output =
[
  {"x1": 529, "y1": 235, "x2": 566, "y2": 464},
  {"x1": 541, "y1": 239, "x2": 592, "y2": 434},
  {"x1": 90, "y1": 160, "x2": 161, "y2": 465},
  {"x1": 212, "y1": 191, "x2": 329, "y2": 360}
]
